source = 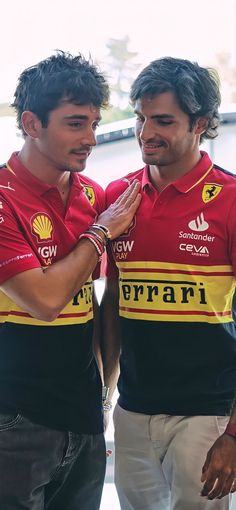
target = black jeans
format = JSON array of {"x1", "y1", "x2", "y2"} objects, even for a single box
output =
[{"x1": 0, "y1": 412, "x2": 106, "y2": 510}]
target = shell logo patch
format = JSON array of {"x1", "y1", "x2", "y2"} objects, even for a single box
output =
[
  {"x1": 31, "y1": 213, "x2": 53, "y2": 242},
  {"x1": 83, "y1": 186, "x2": 95, "y2": 206},
  {"x1": 202, "y1": 184, "x2": 223, "y2": 203}
]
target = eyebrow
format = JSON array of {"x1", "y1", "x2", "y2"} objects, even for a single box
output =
[
  {"x1": 64, "y1": 114, "x2": 102, "y2": 121},
  {"x1": 134, "y1": 110, "x2": 175, "y2": 120}
]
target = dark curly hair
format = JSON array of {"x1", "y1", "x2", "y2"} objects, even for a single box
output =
[
  {"x1": 12, "y1": 50, "x2": 110, "y2": 136},
  {"x1": 130, "y1": 57, "x2": 221, "y2": 143}
]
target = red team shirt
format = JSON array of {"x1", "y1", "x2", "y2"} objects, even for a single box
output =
[
  {"x1": 0, "y1": 152, "x2": 105, "y2": 433},
  {"x1": 106, "y1": 152, "x2": 236, "y2": 416}
]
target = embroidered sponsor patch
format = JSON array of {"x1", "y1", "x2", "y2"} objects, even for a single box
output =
[
  {"x1": 31, "y1": 213, "x2": 54, "y2": 242},
  {"x1": 83, "y1": 186, "x2": 95, "y2": 205},
  {"x1": 202, "y1": 184, "x2": 222, "y2": 203}
]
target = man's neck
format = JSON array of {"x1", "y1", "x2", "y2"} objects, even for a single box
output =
[{"x1": 18, "y1": 142, "x2": 70, "y2": 189}]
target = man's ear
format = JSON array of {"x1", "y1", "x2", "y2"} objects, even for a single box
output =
[
  {"x1": 21, "y1": 111, "x2": 42, "y2": 138},
  {"x1": 195, "y1": 117, "x2": 209, "y2": 136}
]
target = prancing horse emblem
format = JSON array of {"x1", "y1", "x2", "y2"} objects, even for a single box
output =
[
  {"x1": 202, "y1": 184, "x2": 222, "y2": 203},
  {"x1": 83, "y1": 186, "x2": 95, "y2": 206}
]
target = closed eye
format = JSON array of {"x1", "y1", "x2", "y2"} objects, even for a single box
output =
[
  {"x1": 68, "y1": 121, "x2": 83, "y2": 128},
  {"x1": 157, "y1": 119, "x2": 174, "y2": 125}
]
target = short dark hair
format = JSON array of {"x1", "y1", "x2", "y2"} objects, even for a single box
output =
[
  {"x1": 12, "y1": 50, "x2": 110, "y2": 135},
  {"x1": 130, "y1": 57, "x2": 221, "y2": 143}
]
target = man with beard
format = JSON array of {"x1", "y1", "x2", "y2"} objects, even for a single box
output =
[
  {"x1": 0, "y1": 51, "x2": 141, "y2": 509},
  {"x1": 102, "y1": 57, "x2": 236, "y2": 510}
]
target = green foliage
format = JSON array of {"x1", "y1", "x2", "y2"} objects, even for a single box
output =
[
  {"x1": 105, "y1": 35, "x2": 140, "y2": 109},
  {"x1": 101, "y1": 105, "x2": 134, "y2": 124},
  {"x1": 106, "y1": 35, "x2": 138, "y2": 70}
]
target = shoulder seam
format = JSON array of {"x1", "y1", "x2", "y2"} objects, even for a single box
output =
[{"x1": 213, "y1": 164, "x2": 236, "y2": 178}]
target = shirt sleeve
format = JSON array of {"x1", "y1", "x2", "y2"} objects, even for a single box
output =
[{"x1": 0, "y1": 200, "x2": 41, "y2": 284}]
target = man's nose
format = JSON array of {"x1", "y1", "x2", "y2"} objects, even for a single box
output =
[
  {"x1": 140, "y1": 121, "x2": 155, "y2": 141},
  {"x1": 81, "y1": 128, "x2": 97, "y2": 147}
]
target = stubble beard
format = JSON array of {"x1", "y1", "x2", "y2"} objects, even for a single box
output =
[
  {"x1": 58, "y1": 157, "x2": 88, "y2": 174},
  {"x1": 141, "y1": 152, "x2": 168, "y2": 167}
]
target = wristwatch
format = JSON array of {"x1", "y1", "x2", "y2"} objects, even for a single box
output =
[
  {"x1": 224, "y1": 423, "x2": 236, "y2": 439},
  {"x1": 102, "y1": 385, "x2": 112, "y2": 412}
]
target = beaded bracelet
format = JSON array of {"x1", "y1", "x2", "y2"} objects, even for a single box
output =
[
  {"x1": 84, "y1": 229, "x2": 105, "y2": 245},
  {"x1": 79, "y1": 232, "x2": 104, "y2": 261},
  {"x1": 91, "y1": 223, "x2": 112, "y2": 241}
]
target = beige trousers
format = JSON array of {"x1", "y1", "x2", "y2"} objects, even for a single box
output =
[{"x1": 113, "y1": 404, "x2": 235, "y2": 510}]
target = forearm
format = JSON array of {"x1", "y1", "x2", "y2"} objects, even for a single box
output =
[
  {"x1": 40, "y1": 238, "x2": 99, "y2": 315},
  {"x1": 2, "y1": 238, "x2": 99, "y2": 321},
  {"x1": 100, "y1": 278, "x2": 121, "y2": 399},
  {"x1": 103, "y1": 351, "x2": 120, "y2": 399},
  {"x1": 92, "y1": 291, "x2": 104, "y2": 381}
]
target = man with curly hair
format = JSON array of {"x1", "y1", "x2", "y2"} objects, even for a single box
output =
[{"x1": 0, "y1": 51, "x2": 141, "y2": 509}]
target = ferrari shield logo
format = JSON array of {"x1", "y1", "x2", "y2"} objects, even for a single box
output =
[
  {"x1": 202, "y1": 184, "x2": 222, "y2": 203},
  {"x1": 83, "y1": 186, "x2": 95, "y2": 206}
]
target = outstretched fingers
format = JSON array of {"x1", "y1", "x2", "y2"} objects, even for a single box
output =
[{"x1": 113, "y1": 180, "x2": 140, "y2": 207}]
